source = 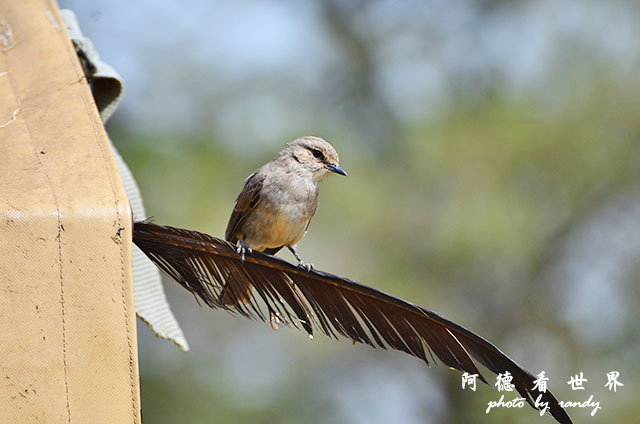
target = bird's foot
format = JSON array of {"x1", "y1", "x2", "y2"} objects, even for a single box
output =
[
  {"x1": 287, "y1": 245, "x2": 312, "y2": 271},
  {"x1": 236, "y1": 240, "x2": 252, "y2": 262},
  {"x1": 297, "y1": 261, "x2": 313, "y2": 272}
]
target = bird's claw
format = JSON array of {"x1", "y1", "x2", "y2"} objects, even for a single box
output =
[
  {"x1": 297, "y1": 261, "x2": 313, "y2": 272},
  {"x1": 236, "y1": 241, "x2": 252, "y2": 262}
]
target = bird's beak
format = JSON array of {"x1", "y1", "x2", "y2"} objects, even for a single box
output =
[{"x1": 326, "y1": 163, "x2": 348, "y2": 176}]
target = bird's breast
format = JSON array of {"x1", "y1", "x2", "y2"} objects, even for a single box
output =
[
  {"x1": 243, "y1": 174, "x2": 319, "y2": 250},
  {"x1": 266, "y1": 176, "x2": 318, "y2": 229}
]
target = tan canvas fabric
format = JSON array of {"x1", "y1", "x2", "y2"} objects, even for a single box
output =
[
  {"x1": 60, "y1": 8, "x2": 189, "y2": 352},
  {"x1": 0, "y1": 1, "x2": 140, "y2": 423}
]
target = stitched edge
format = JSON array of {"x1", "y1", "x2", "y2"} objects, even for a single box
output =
[{"x1": 48, "y1": 3, "x2": 139, "y2": 421}]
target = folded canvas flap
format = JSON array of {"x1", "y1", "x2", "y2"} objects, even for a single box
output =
[
  {"x1": 61, "y1": 9, "x2": 189, "y2": 351},
  {"x1": 0, "y1": 2, "x2": 139, "y2": 423}
]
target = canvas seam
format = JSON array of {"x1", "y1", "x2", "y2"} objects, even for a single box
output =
[{"x1": 48, "y1": 2, "x2": 139, "y2": 421}]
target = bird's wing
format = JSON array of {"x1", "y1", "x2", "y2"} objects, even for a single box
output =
[
  {"x1": 133, "y1": 222, "x2": 573, "y2": 424},
  {"x1": 225, "y1": 171, "x2": 265, "y2": 243}
]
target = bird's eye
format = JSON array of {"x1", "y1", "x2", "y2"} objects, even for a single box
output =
[{"x1": 312, "y1": 149, "x2": 324, "y2": 160}]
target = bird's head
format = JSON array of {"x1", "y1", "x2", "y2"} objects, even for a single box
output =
[{"x1": 284, "y1": 136, "x2": 347, "y2": 182}]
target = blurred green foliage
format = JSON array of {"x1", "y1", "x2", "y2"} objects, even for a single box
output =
[{"x1": 118, "y1": 81, "x2": 640, "y2": 422}]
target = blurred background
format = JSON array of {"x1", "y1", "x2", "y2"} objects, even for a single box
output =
[{"x1": 61, "y1": 1, "x2": 639, "y2": 423}]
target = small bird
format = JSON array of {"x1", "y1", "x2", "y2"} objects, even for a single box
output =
[
  {"x1": 225, "y1": 136, "x2": 347, "y2": 266},
  {"x1": 222, "y1": 136, "x2": 347, "y2": 303}
]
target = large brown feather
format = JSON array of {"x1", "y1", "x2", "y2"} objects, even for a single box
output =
[{"x1": 133, "y1": 222, "x2": 572, "y2": 424}]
